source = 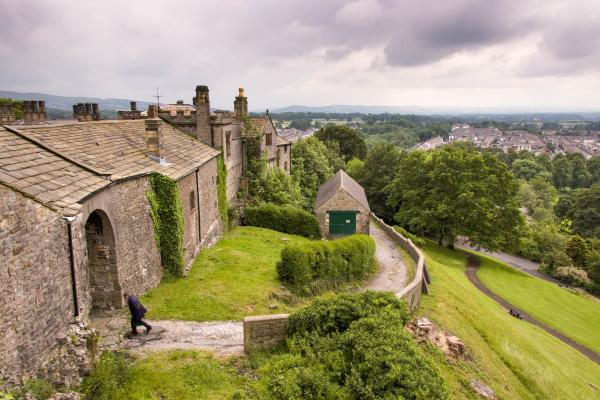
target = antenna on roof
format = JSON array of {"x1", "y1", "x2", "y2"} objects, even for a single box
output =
[{"x1": 153, "y1": 87, "x2": 162, "y2": 109}]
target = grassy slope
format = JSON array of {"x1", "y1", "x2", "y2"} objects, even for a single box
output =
[
  {"x1": 142, "y1": 226, "x2": 309, "y2": 321},
  {"x1": 476, "y1": 252, "x2": 600, "y2": 355},
  {"x1": 419, "y1": 242, "x2": 600, "y2": 400},
  {"x1": 123, "y1": 351, "x2": 247, "y2": 399}
]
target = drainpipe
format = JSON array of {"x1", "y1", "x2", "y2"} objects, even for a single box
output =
[
  {"x1": 64, "y1": 216, "x2": 80, "y2": 317},
  {"x1": 195, "y1": 169, "x2": 202, "y2": 245}
]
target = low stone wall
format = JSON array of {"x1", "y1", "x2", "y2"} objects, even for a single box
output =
[
  {"x1": 243, "y1": 314, "x2": 289, "y2": 352},
  {"x1": 371, "y1": 213, "x2": 431, "y2": 312}
]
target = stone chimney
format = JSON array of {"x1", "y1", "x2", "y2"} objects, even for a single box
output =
[
  {"x1": 0, "y1": 103, "x2": 16, "y2": 124},
  {"x1": 73, "y1": 102, "x2": 100, "y2": 121},
  {"x1": 234, "y1": 87, "x2": 248, "y2": 122},
  {"x1": 145, "y1": 117, "x2": 164, "y2": 163},
  {"x1": 130, "y1": 101, "x2": 137, "y2": 112},
  {"x1": 23, "y1": 100, "x2": 48, "y2": 123},
  {"x1": 147, "y1": 104, "x2": 159, "y2": 118},
  {"x1": 193, "y1": 85, "x2": 211, "y2": 145}
]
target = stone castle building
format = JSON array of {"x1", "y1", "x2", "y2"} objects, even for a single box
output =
[{"x1": 0, "y1": 86, "x2": 290, "y2": 383}]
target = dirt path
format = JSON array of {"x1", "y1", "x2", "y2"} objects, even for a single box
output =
[
  {"x1": 365, "y1": 220, "x2": 407, "y2": 293},
  {"x1": 465, "y1": 254, "x2": 600, "y2": 365}
]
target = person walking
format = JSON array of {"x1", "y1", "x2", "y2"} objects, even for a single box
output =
[{"x1": 124, "y1": 292, "x2": 152, "y2": 335}]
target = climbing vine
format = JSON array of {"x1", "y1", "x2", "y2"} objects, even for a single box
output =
[
  {"x1": 147, "y1": 173, "x2": 185, "y2": 278},
  {"x1": 216, "y1": 154, "x2": 229, "y2": 229}
]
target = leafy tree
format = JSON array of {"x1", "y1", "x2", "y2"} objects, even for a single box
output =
[
  {"x1": 512, "y1": 159, "x2": 545, "y2": 180},
  {"x1": 291, "y1": 137, "x2": 343, "y2": 209},
  {"x1": 345, "y1": 158, "x2": 365, "y2": 182},
  {"x1": 315, "y1": 125, "x2": 367, "y2": 161},
  {"x1": 587, "y1": 156, "x2": 600, "y2": 185},
  {"x1": 254, "y1": 168, "x2": 303, "y2": 208},
  {"x1": 566, "y1": 235, "x2": 589, "y2": 268},
  {"x1": 570, "y1": 184, "x2": 600, "y2": 238},
  {"x1": 357, "y1": 143, "x2": 403, "y2": 222},
  {"x1": 290, "y1": 119, "x2": 311, "y2": 130},
  {"x1": 552, "y1": 155, "x2": 572, "y2": 189},
  {"x1": 386, "y1": 144, "x2": 523, "y2": 250},
  {"x1": 568, "y1": 153, "x2": 591, "y2": 188}
]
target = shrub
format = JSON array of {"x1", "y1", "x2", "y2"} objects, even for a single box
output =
[
  {"x1": 277, "y1": 234, "x2": 376, "y2": 294},
  {"x1": 553, "y1": 266, "x2": 591, "y2": 286},
  {"x1": 248, "y1": 292, "x2": 448, "y2": 400},
  {"x1": 79, "y1": 351, "x2": 132, "y2": 400},
  {"x1": 16, "y1": 379, "x2": 54, "y2": 400},
  {"x1": 288, "y1": 291, "x2": 409, "y2": 336},
  {"x1": 244, "y1": 203, "x2": 321, "y2": 239},
  {"x1": 394, "y1": 225, "x2": 426, "y2": 248}
]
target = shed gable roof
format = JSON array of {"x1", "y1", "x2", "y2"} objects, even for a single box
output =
[{"x1": 314, "y1": 170, "x2": 370, "y2": 211}]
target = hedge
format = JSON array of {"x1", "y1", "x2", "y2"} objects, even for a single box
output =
[
  {"x1": 244, "y1": 203, "x2": 321, "y2": 239},
  {"x1": 246, "y1": 292, "x2": 448, "y2": 399},
  {"x1": 394, "y1": 225, "x2": 426, "y2": 248},
  {"x1": 277, "y1": 234, "x2": 376, "y2": 294}
]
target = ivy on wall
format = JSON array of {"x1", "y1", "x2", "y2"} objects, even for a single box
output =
[
  {"x1": 216, "y1": 155, "x2": 229, "y2": 229},
  {"x1": 147, "y1": 173, "x2": 185, "y2": 278}
]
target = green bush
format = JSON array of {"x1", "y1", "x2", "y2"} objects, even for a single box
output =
[
  {"x1": 277, "y1": 234, "x2": 376, "y2": 294},
  {"x1": 288, "y1": 291, "x2": 409, "y2": 336},
  {"x1": 394, "y1": 225, "x2": 426, "y2": 248},
  {"x1": 244, "y1": 203, "x2": 321, "y2": 239},
  {"x1": 15, "y1": 379, "x2": 54, "y2": 400},
  {"x1": 79, "y1": 351, "x2": 132, "y2": 400},
  {"x1": 248, "y1": 292, "x2": 448, "y2": 400}
]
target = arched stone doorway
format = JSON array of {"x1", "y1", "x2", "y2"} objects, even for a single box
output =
[{"x1": 85, "y1": 210, "x2": 122, "y2": 310}]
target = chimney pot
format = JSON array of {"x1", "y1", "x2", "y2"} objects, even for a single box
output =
[{"x1": 130, "y1": 101, "x2": 137, "y2": 111}]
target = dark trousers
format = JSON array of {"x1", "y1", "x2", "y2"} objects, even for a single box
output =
[{"x1": 131, "y1": 317, "x2": 151, "y2": 334}]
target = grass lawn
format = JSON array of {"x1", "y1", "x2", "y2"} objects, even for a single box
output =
[
  {"x1": 87, "y1": 350, "x2": 248, "y2": 399},
  {"x1": 419, "y1": 242, "x2": 600, "y2": 400},
  {"x1": 476, "y1": 252, "x2": 600, "y2": 356},
  {"x1": 142, "y1": 226, "x2": 310, "y2": 321}
]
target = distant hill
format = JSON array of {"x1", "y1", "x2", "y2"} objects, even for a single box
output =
[
  {"x1": 272, "y1": 104, "x2": 600, "y2": 117},
  {"x1": 0, "y1": 90, "x2": 154, "y2": 111}
]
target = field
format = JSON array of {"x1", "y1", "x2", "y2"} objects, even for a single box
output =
[
  {"x1": 419, "y1": 242, "x2": 600, "y2": 400},
  {"x1": 142, "y1": 227, "x2": 310, "y2": 321},
  {"x1": 476, "y1": 252, "x2": 600, "y2": 355}
]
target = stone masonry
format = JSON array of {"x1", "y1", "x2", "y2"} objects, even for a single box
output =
[{"x1": 243, "y1": 314, "x2": 289, "y2": 352}]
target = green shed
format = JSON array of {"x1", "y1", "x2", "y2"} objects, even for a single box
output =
[{"x1": 314, "y1": 170, "x2": 370, "y2": 238}]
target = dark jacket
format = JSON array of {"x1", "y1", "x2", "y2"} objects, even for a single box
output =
[{"x1": 127, "y1": 295, "x2": 147, "y2": 320}]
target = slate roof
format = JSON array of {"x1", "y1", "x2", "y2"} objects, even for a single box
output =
[
  {"x1": 248, "y1": 116, "x2": 267, "y2": 134},
  {"x1": 0, "y1": 120, "x2": 219, "y2": 215},
  {"x1": 314, "y1": 170, "x2": 370, "y2": 211},
  {"x1": 277, "y1": 136, "x2": 290, "y2": 146}
]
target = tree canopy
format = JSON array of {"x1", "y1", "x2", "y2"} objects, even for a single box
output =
[
  {"x1": 385, "y1": 144, "x2": 523, "y2": 250},
  {"x1": 315, "y1": 125, "x2": 367, "y2": 161}
]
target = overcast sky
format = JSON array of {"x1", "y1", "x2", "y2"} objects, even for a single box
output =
[{"x1": 2, "y1": 0, "x2": 600, "y2": 111}]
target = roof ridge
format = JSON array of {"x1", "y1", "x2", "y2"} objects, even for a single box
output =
[{"x1": 3, "y1": 125, "x2": 112, "y2": 177}]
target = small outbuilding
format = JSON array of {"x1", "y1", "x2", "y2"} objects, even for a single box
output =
[{"x1": 314, "y1": 170, "x2": 370, "y2": 237}]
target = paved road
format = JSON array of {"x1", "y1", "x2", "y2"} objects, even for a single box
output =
[
  {"x1": 365, "y1": 221, "x2": 407, "y2": 293},
  {"x1": 456, "y1": 240, "x2": 561, "y2": 284},
  {"x1": 465, "y1": 254, "x2": 600, "y2": 366}
]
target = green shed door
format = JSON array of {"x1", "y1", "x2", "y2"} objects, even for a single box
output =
[{"x1": 329, "y1": 211, "x2": 357, "y2": 235}]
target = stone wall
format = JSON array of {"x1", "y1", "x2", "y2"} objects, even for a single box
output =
[
  {"x1": 77, "y1": 176, "x2": 162, "y2": 313},
  {"x1": 315, "y1": 189, "x2": 370, "y2": 237},
  {"x1": 198, "y1": 157, "x2": 223, "y2": 248},
  {"x1": 224, "y1": 124, "x2": 244, "y2": 202},
  {"x1": 277, "y1": 144, "x2": 291, "y2": 173},
  {"x1": 0, "y1": 184, "x2": 74, "y2": 383},
  {"x1": 177, "y1": 171, "x2": 201, "y2": 268},
  {"x1": 243, "y1": 314, "x2": 289, "y2": 352}
]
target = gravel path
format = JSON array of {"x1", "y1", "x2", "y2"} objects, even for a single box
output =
[
  {"x1": 465, "y1": 254, "x2": 600, "y2": 366},
  {"x1": 365, "y1": 220, "x2": 407, "y2": 293}
]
